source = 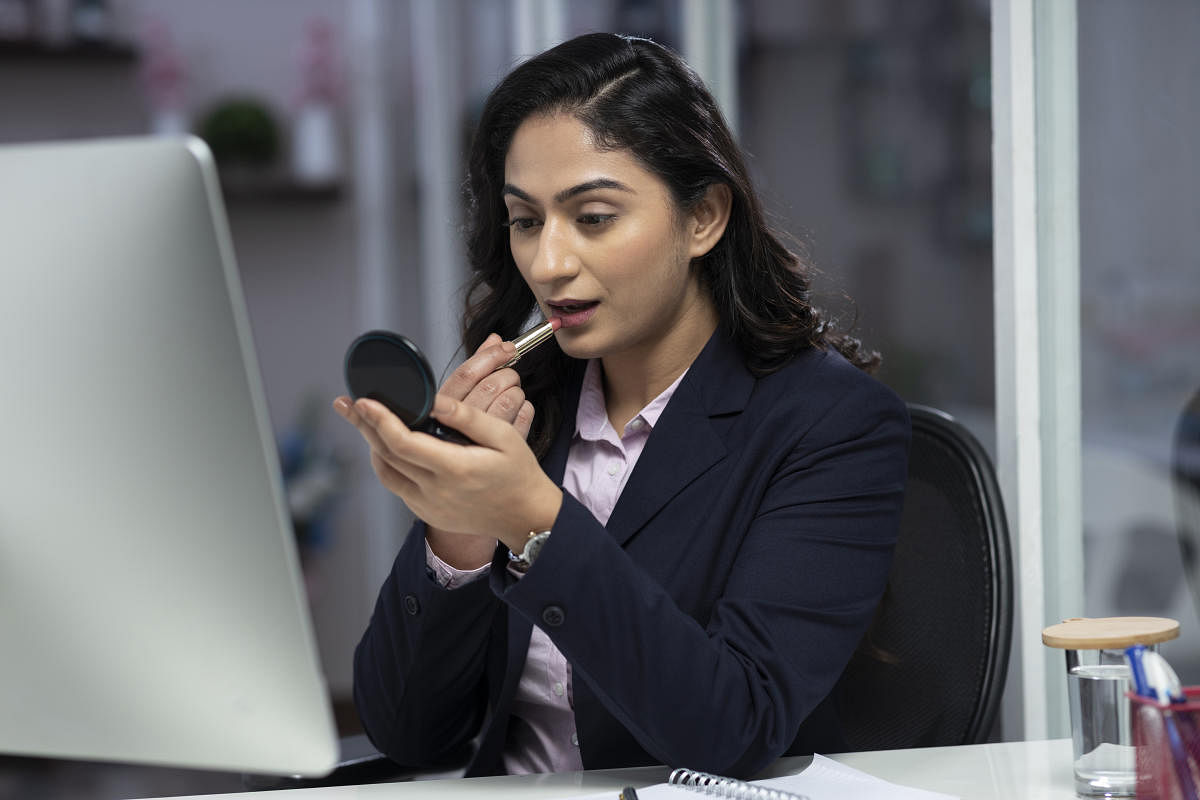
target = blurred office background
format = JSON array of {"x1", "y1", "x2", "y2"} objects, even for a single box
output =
[{"x1": 1, "y1": 0, "x2": 1197, "y2": 797}]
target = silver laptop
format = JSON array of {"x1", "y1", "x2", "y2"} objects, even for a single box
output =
[{"x1": 0, "y1": 136, "x2": 338, "y2": 776}]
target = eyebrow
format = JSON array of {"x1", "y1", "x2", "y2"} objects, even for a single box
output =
[{"x1": 502, "y1": 178, "x2": 634, "y2": 206}]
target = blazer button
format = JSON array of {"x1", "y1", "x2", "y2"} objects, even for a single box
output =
[
  {"x1": 541, "y1": 605, "x2": 566, "y2": 627},
  {"x1": 403, "y1": 594, "x2": 421, "y2": 616}
]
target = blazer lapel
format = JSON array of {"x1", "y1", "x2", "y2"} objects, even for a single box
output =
[{"x1": 604, "y1": 331, "x2": 753, "y2": 546}]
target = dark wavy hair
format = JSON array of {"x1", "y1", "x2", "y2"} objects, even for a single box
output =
[{"x1": 462, "y1": 32, "x2": 879, "y2": 456}]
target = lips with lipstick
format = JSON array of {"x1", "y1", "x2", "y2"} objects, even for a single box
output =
[{"x1": 547, "y1": 299, "x2": 599, "y2": 328}]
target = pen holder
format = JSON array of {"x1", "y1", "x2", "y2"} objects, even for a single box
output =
[
  {"x1": 1129, "y1": 687, "x2": 1200, "y2": 800},
  {"x1": 1043, "y1": 617, "x2": 1180, "y2": 797}
]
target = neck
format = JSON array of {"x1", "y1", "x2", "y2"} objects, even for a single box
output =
[{"x1": 600, "y1": 301, "x2": 718, "y2": 433}]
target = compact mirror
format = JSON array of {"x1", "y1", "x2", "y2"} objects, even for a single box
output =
[{"x1": 343, "y1": 330, "x2": 468, "y2": 443}]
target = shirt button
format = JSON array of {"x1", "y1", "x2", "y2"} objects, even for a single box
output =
[
  {"x1": 628, "y1": 418, "x2": 644, "y2": 431},
  {"x1": 571, "y1": 732, "x2": 579, "y2": 747},
  {"x1": 553, "y1": 682, "x2": 565, "y2": 697},
  {"x1": 542, "y1": 605, "x2": 566, "y2": 627},
  {"x1": 606, "y1": 463, "x2": 620, "y2": 477}
]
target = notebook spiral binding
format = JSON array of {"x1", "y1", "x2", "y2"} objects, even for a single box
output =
[{"x1": 667, "y1": 768, "x2": 811, "y2": 800}]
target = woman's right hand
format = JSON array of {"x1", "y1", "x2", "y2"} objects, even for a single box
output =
[
  {"x1": 438, "y1": 333, "x2": 535, "y2": 439},
  {"x1": 424, "y1": 334, "x2": 536, "y2": 567}
]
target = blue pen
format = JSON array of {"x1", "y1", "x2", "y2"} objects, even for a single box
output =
[
  {"x1": 1164, "y1": 712, "x2": 1200, "y2": 800},
  {"x1": 1126, "y1": 645, "x2": 1152, "y2": 698}
]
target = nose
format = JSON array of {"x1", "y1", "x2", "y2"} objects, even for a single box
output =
[{"x1": 525, "y1": 217, "x2": 579, "y2": 286}]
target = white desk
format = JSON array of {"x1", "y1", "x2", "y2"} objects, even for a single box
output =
[
  {"x1": 141, "y1": 739, "x2": 1077, "y2": 800},
  {"x1": 826, "y1": 738, "x2": 1075, "y2": 799}
]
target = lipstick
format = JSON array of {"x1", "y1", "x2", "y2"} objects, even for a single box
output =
[{"x1": 499, "y1": 317, "x2": 561, "y2": 369}]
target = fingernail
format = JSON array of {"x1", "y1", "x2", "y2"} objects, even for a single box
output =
[{"x1": 333, "y1": 397, "x2": 352, "y2": 415}]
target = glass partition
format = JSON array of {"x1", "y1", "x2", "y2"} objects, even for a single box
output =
[
  {"x1": 737, "y1": 1, "x2": 993, "y2": 439},
  {"x1": 1077, "y1": 0, "x2": 1200, "y2": 682}
]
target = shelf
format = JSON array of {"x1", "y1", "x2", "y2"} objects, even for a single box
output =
[
  {"x1": 219, "y1": 176, "x2": 345, "y2": 205},
  {"x1": 0, "y1": 38, "x2": 138, "y2": 63}
]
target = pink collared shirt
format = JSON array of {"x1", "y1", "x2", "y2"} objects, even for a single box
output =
[{"x1": 425, "y1": 358, "x2": 686, "y2": 773}]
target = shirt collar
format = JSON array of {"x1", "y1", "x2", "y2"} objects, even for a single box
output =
[{"x1": 574, "y1": 359, "x2": 688, "y2": 442}]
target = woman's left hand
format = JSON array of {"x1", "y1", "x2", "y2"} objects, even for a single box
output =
[{"x1": 334, "y1": 394, "x2": 563, "y2": 552}]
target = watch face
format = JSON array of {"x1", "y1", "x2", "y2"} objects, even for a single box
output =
[{"x1": 523, "y1": 531, "x2": 551, "y2": 565}]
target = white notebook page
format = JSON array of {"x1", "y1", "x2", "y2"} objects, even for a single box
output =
[{"x1": 571, "y1": 755, "x2": 958, "y2": 800}]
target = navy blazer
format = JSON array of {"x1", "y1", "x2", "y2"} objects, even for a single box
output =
[{"x1": 353, "y1": 331, "x2": 910, "y2": 778}]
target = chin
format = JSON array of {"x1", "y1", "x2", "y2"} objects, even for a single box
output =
[
  {"x1": 554, "y1": 330, "x2": 608, "y2": 362},
  {"x1": 557, "y1": 342, "x2": 600, "y2": 361}
]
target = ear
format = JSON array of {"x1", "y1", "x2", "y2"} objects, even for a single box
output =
[{"x1": 686, "y1": 183, "x2": 732, "y2": 260}]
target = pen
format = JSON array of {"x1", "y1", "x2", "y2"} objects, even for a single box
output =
[
  {"x1": 619, "y1": 787, "x2": 640, "y2": 800},
  {"x1": 1125, "y1": 645, "x2": 1152, "y2": 698},
  {"x1": 1165, "y1": 713, "x2": 1200, "y2": 800}
]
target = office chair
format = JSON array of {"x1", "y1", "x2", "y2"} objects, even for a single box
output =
[
  {"x1": 1174, "y1": 389, "x2": 1200, "y2": 623},
  {"x1": 834, "y1": 404, "x2": 1013, "y2": 750}
]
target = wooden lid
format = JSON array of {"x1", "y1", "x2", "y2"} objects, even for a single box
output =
[{"x1": 1042, "y1": 617, "x2": 1180, "y2": 649}]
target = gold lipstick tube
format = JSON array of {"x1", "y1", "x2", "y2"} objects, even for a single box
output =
[{"x1": 499, "y1": 319, "x2": 558, "y2": 369}]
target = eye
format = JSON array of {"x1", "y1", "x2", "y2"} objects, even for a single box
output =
[
  {"x1": 578, "y1": 213, "x2": 616, "y2": 227},
  {"x1": 505, "y1": 217, "x2": 542, "y2": 233}
]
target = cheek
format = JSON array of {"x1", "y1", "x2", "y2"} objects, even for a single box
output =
[
  {"x1": 617, "y1": 217, "x2": 688, "y2": 274},
  {"x1": 632, "y1": 227, "x2": 694, "y2": 295},
  {"x1": 509, "y1": 240, "x2": 535, "y2": 283}
]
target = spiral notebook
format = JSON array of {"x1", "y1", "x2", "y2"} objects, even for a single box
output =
[{"x1": 580, "y1": 756, "x2": 958, "y2": 800}]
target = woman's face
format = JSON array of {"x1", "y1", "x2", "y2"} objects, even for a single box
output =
[{"x1": 502, "y1": 113, "x2": 721, "y2": 371}]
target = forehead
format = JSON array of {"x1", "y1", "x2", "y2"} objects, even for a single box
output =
[{"x1": 503, "y1": 113, "x2": 662, "y2": 198}]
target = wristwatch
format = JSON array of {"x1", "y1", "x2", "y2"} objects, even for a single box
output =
[{"x1": 509, "y1": 530, "x2": 551, "y2": 570}]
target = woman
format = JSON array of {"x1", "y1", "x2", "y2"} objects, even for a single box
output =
[{"x1": 334, "y1": 32, "x2": 909, "y2": 778}]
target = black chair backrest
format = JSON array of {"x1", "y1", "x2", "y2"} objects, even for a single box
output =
[
  {"x1": 835, "y1": 404, "x2": 1013, "y2": 750},
  {"x1": 1175, "y1": 389, "x2": 1200, "y2": 622}
]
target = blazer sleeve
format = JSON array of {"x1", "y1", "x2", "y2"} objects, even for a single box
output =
[
  {"x1": 493, "y1": 374, "x2": 909, "y2": 777},
  {"x1": 353, "y1": 519, "x2": 501, "y2": 767}
]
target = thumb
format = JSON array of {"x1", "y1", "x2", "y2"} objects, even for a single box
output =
[{"x1": 432, "y1": 394, "x2": 514, "y2": 450}]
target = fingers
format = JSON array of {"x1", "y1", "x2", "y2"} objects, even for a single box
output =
[
  {"x1": 369, "y1": 450, "x2": 419, "y2": 496},
  {"x1": 440, "y1": 334, "x2": 518, "y2": 403},
  {"x1": 513, "y1": 400, "x2": 535, "y2": 440},
  {"x1": 333, "y1": 396, "x2": 393, "y2": 458},
  {"x1": 333, "y1": 396, "x2": 440, "y2": 476},
  {"x1": 462, "y1": 369, "x2": 527, "y2": 422},
  {"x1": 429, "y1": 395, "x2": 519, "y2": 452},
  {"x1": 437, "y1": 333, "x2": 533, "y2": 434},
  {"x1": 335, "y1": 392, "x2": 554, "y2": 537},
  {"x1": 483, "y1": 383, "x2": 529, "y2": 428},
  {"x1": 336, "y1": 394, "x2": 470, "y2": 478}
]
